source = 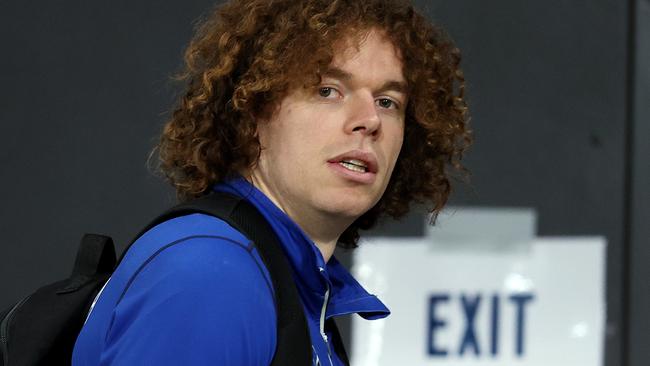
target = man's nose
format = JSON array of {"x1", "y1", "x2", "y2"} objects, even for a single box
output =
[{"x1": 344, "y1": 94, "x2": 381, "y2": 138}]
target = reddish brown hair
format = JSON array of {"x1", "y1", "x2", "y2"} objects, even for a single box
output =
[{"x1": 157, "y1": 0, "x2": 472, "y2": 247}]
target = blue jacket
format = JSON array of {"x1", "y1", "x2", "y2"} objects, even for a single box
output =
[{"x1": 72, "y1": 177, "x2": 389, "y2": 365}]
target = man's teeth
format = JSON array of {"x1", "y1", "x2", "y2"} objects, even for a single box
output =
[{"x1": 339, "y1": 159, "x2": 368, "y2": 173}]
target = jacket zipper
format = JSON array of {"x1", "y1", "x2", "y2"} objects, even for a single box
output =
[
  {"x1": 318, "y1": 267, "x2": 333, "y2": 366},
  {"x1": 1, "y1": 294, "x2": 32, "y2": 365}
]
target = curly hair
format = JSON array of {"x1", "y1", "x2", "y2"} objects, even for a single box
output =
[{"x1": 157, "y1": 0, "x2": 472, "y2": 248}]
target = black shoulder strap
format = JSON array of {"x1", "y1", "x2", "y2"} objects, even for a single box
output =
[
  {"x1": 71, "y1": 234, "x2": 116, "y2": 277},
  {"x1": 327, "y1": 318, "x2": 350, "y2": 365},
  {"x1": 124, "y1": 191, "x2": 313, "y2": 366}
]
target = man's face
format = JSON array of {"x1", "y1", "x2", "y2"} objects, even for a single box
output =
[{"x1": 252, "y1": 29, "x2": 406, "y2": 225}]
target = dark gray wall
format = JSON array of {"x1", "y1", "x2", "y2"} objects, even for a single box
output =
[
  {"x1": 0, "y1": 0, "x2": 214, "y2": 306},
  {"x1": 629, "y1": 0, "x2": 650, "y2": 365},
  {"x1": 417, "y1": 2, "x2": 629, "y2": 365},
  {"x1": 0, "y1": 1, "x2": 644, "y2": 365}
]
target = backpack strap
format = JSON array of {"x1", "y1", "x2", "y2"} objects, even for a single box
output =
[
  {"x1": 124, "y1": 191, "x2": 313, "y2": 366},
  {"x1": 326, "y1": 318, "x2": 350, "y2": 365},
  {"x1": 55, "y1": 234, "x2": 116, "y2": 294},
  {"x1": 70, "y1": 234, "x2": 116, "y2": 277}
]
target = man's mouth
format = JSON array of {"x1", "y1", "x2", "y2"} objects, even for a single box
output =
[
  {"x1": 339, "y1": 159, "x2": 368, "y2": 173},
  {"x1": 328, "y1": 150, "x2": 378, "y2": 178}
]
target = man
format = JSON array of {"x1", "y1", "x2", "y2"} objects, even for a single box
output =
[{"x1": 72, "y1": 0, "x2": 470, "y2": 364}]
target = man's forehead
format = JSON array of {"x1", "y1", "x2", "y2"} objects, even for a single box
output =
[
  {"x1": 333, "y1": 30, "x2": 402, "y2": 61},
  {"x1": 322, "y1": 31, "x2": 407, "y2": 93}
]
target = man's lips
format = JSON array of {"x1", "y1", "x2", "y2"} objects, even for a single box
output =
[{"x1": 327, "y1": 150, "x2": 378, "y2": 174}]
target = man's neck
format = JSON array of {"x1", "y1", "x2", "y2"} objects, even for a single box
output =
[
  {"x1": 248, "y1": 175, "x2": 349, "y2": 263},
  {"x1": 270, "y1": 200, "x2": 345, "y2": 263},
  {"x1": 310, "y1": 233, "x2": 339, "y2": 264}
]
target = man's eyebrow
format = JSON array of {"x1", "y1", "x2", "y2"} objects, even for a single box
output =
[
  {"x1": 322, "y1": 67, "x2": 408, "y2": 95},
  {"x1": 322, "y1": 67, "x2": 353, "y2": 81},
  {"x1": 377, "y1": 80, "x2": 409, "y2": 95}
]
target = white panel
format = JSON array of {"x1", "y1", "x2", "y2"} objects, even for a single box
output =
[{"x1": 352, "y1": 217, "x2": 605, "y2": 366}]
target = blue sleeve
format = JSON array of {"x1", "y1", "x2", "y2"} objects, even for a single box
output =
[{"x1": 98, "y1": 237, "x2": 277, "y2": 365}]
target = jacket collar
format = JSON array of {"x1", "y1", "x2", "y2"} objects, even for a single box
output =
[{"x1": 214, "y1": 177, "x2": 389, "y2": 320}]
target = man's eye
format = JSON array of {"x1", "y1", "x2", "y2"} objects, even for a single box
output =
[
  {"x1": 318, "y1": 87, "x2": 339, "y2": 98},
  {"x1": 376, "y1": 98, "x2": 398, "y2": 109}
]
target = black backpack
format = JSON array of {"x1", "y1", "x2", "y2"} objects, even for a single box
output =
[{"x1": 0, "y1": 191, "x2": 349, "y2": 366}]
